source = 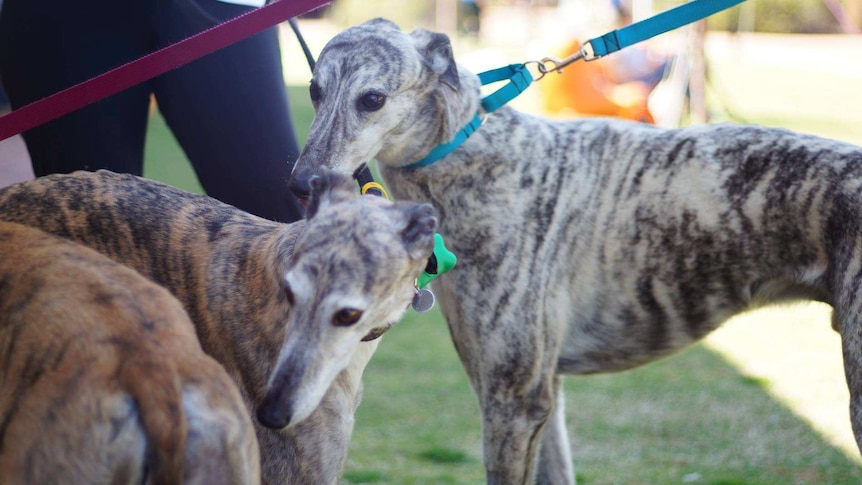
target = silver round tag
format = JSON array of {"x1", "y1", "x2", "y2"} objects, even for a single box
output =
[{"x1": 411, "y1": 288, "x2": 435, "y2": 313}]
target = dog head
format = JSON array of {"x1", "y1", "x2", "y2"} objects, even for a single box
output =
[
  {"x1": 256, "y1": 169, "x2": 436, "y2": 429},
  {"x1": 288, "y1": 18, "x2": 480, "y2": 199}
]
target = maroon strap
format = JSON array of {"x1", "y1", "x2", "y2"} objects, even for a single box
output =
[{"x1": 0, "y1": 0, "x2": 330, "y2": 142}]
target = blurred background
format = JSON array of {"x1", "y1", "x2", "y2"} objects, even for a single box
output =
[
  {"x1": 2, "y1": 1, "x2": 862, "y2": 483},
  {"x1": 281, "y1": 0, "x2": 862, "y2": 141}
]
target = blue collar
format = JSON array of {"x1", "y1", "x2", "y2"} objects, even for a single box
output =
[
  {"x1": 403, "y1": 64, "x2": 533, "y2": 170},
  {"x1": 402, "y1": 0, "x2": 746, "y2": 170}
]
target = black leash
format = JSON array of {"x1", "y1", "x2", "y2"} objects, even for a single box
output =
[{"x1": 288, "y1": 18, "x2": 316, "y2": 73}]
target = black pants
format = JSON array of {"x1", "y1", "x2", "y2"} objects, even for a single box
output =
[{"x1": 0, "y1": 0, "x2": 304, "y2": 223}]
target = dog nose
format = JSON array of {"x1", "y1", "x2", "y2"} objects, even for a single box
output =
[
  {"x1": 256, "y1": 396, "x2": 293, "y2": 429},
  {"x1": 287, "y1": 168, "x2": 314, "y2": 201}
]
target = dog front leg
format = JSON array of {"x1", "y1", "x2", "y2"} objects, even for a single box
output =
[
  {"x1": 438, "y1": 277, "x2": 562, "y2": 484},
  {"x1": 481, "y1": 377, "x2": 556, "y2": 485},
  {"x1": 535, "y1": 378, "x2": 576, "y2": 485},
  {"x1": 836, "y1": 308, "x2": 862, "y2": 456},
  {"x1": 473, "y1": 328, "x2": 559, "y2": 485}
]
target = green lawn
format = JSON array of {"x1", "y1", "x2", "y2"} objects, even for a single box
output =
[
  {"x1": 142, "y1": 41, "x2": 862, "y2": 484},
  {"x1": 345, "y1": 311, "x2": 862, "y2": 485}
]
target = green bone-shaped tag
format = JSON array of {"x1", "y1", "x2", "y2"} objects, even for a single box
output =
[{"x1": 418, "y1": 233, "x2": 457, "y2": 289}]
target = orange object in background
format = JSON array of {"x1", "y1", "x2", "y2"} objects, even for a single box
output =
[{"x1": 539, "y1": 40, "x2": 655, "y2": 124}]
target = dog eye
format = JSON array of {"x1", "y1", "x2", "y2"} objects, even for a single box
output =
[
  {"x1": 284, "y1": 283, "x2": 295, "y2": 305},
  {"x1": 332, "y1": 308, "x2": 363, "y2": 326},
  {"x1": 358, "y1": 91, "x2": 385, "y2": 112},
  {"x1": 309, "y1": 81, "x2": 322, "y2": 106}
]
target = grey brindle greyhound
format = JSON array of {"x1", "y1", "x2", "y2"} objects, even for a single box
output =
[{"x1": 288, "y1": 18, "x2": 862, "y2": 484}]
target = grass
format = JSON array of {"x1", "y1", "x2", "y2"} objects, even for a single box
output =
[
  {"x1": 141, "y1": 33, "x2": 862, "y2": 485},
  {"x1": 563, "y1": 341, "x2": 861, "y2": 485},
  {"x1": 341, "y1": 311, "x2": 484, "y2": 484},
  {"x1": 142, "y1": 108, "x2": 203, "y2": 194},
  {"x1": 342, "y1": 308, "x2": 862, "y2": 485}
]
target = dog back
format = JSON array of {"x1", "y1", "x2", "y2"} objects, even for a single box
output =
[{"x1": 0, "y1": 221, "x2": 259, "y2": 485}]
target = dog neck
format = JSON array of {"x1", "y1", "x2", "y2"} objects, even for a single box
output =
[{"x1": 377, "y1": 64, "x2": 482, "y2": 169}]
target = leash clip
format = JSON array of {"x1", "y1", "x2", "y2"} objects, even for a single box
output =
[{"x1": 528, "y1": 48, "x2": 589, "y2": 81}]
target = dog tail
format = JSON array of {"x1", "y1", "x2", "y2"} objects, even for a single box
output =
[{"x1": 119, "y1": 347, "x2": 187, "y2": 485}]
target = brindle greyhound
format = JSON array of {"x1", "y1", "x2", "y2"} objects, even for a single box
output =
[
  {"x1": 288, "y1": 18, "x2": 862, "y2": 484},
  {"x1": 0, "y1": 221, "x2": 260, "y2": 484}
]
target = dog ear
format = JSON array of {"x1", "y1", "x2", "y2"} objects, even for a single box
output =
[
  {"x1": 410, "y1": 29, "x2": 460, "y2": 91},
  {"x1": 306, "y1": 169, "x2": 355, "y2": 219},
  {"x1": 398, "y1": 203, "x2": 437, "y2": 260}
]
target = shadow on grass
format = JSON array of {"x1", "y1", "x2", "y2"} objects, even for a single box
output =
[{"x1": 418, "y1": 446, "x2": 473, "y2": 464}]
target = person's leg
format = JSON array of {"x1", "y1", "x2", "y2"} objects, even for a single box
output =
[
  {"x1": 153, "y1": 0, "x2": 304, "y2": 223},
  {"x1": 0, "y1": 0, "x2": 152, "y2": 176}
]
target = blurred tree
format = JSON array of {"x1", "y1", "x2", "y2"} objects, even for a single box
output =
[
  {"x1": 707, "y1": 0, "x2": 851, "y2": 33},
  {"x1": 329, "y1": 0, "x2": 435, "y2": 29},
  {"x1": 328, "y1": 0, "x2": 859, "y2": 35},
  {"x1": 849, "y1": 0, "x2": 862, "y2": 26}
]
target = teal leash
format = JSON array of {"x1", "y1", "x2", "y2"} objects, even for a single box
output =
[
  {"x1": 585, "y1": 0, "x2": 746, "y2": 59},
  {"x1": 403, "y1": 0, "x2": 747, "y2": 170}
]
